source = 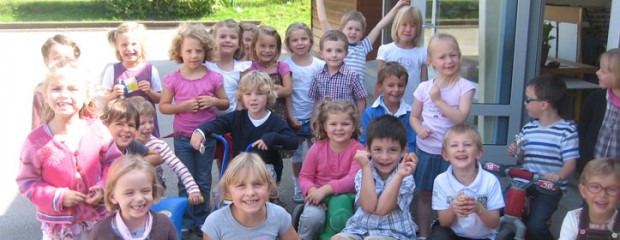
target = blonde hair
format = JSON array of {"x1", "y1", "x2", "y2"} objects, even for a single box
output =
[
  {"x1": 41, "y1": 59, "x2": 96, "y2": 123},
  {"x1": 312, "y1": 100, "x2": 360, "y2": 141},
  {"x1": 580, "y1": 158, "x2": 620, "y2": 185},
  {"x1": 169, "y1": 23, "x2": 214, "y2": 64},
  {"x1": 235, "y1": 70, "x2": 277, "y2": 109},
  {"x1": 600, "y1": 48, "x2": 620, "y2": 89},
  {"x1": 127, "y1": 96, "x2": 155, "y2": 118},
  {"x1": 391, "y1": 6, "x2": 423, "y2": 47},
  {"x1": 284, "y1": 22, "x2": 313, "y2": 53},
  {"x1": 41, "y1": 34, "x2": 81, "y2": 64},
  {"x1": 219, "y1": 152, "x2": 276, "y2": 202},
  {"x1": 340, "y1": 11, "x2": 367, "y2": 32},
  {"x1": 251, "y1": 25, "x2": 282, "y2": 62},
  {"x1": 212, "y1": 19, "x2": 245, "y2": 60},
  {"x1": 105, "y1": 154, "x2": 164, "y2": 212},
  {"x1": 101, "y1": 98, "x2": 139, "y2": 128},
  {"x1": 107, "y1": 22, "x2": 148, "y2": 62},
  {"x1": 442, "y1": 124, "x2": 483, "y2": 151},
  {"x1": 428, "y1": 33, "x2": 462, "y2": 83}
]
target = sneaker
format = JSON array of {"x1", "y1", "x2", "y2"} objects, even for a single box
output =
[{"x1": 293, "y1": 189, "x2": 304, "y2": 203}]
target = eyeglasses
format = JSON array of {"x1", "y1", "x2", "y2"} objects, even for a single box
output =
[
  {"x1": 524, "y1": 97, "x2": 546, "y2": 104},
  {"x1": 584, "y1": 183, "x2": 620, "y2": 196}
]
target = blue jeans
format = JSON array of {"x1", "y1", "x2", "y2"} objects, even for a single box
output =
[
  {"x1": 174, "y1": 136, "x2": 214, "y2": 229},
  {"x1": 525, "y1": 184, "x2": 562, "y2": 239}
]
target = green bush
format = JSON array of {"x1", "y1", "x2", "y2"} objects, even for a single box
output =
[{"x1": 100, "y1": 0, "x2": 214, "y2": 20}]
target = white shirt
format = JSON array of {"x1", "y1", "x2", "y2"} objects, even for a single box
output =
[
  {"x1": 205, "y1": 60, "x2": 251, "y2": 115},
  {"x1": 283, "y1": 56, "x2": 325, "y2": 120},
  {"x1": 432, "y1": 163, "x2": 505, "y2": 239},
  {"x1": 377, "y1": 42, "x2": 427, "y2": 105},
  {"x1": 559, "y1": 208, "x2": 619, "y2": 240}
]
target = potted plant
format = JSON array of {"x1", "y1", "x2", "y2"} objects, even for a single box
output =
[{"x1": 541, "y1": 22, "x2": 556, "y2": 67}]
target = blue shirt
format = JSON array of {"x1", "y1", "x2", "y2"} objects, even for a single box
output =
[{"x1": 360, "y1": 96, "x2": 416, "y2": 152}]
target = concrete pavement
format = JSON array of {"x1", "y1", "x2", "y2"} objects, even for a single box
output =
[{"x1": 0, "y1": 25, "x2": 580, "y2": 239}]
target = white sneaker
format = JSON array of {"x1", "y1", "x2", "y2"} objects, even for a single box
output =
[{"x1": 293, "y1": 177, "x2": 304, "y2": 203}]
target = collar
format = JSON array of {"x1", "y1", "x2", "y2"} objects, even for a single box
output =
[
  {"x1": 372, "y1": 95, "x2": 411, "y2": 117},
  {"x1": 446, "y1": 162, "x2": 482, "y2": 192},
  {"x1": 320, "y1": 63, "x2": 346, "y2": 75}
]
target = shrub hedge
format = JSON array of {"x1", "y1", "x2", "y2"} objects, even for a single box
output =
[{"x1": 99, "y1": 0, "x2": 214, "y2": 20}]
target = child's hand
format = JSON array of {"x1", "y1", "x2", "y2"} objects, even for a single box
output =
[
  {"x1": 188, "y1": 192, "x2": 203, "y2": 205},
  {"x1": 451, "y1": 192, "x2": 476, "y2": 217},
  {"x1": 180, "y1": 98, "x2": 200, "y2": 113},
  {"x1": 252, "y1": 139, "x2": 268, "y2": 150},
  {"x1": 507, "y1": 143, "x2": 518, "y2": 157},
  {"x1": 137, "y1": 80, "x2": 152, "y2": 94},
  {"x1": 112, "y1": 84, "x2": 125, "y2": 98},
  {"x1": 430, "y1": 84, "x2": 442, "y2": 103},
  {"x1": 354, "y1": 150, "x2": 371, "y2": 169},
  {"x1": 398, "y1": 153, "x2": 418, "y2": 176},
  {"x1": 196, "y1": 96, "x2": 218, "y2": 110},
  {"x1": 289, "y1": 118, "x2": 302, "y2": 131},
  {"x1": 541, "y1": 173, "x2": 561, "y2": 182},
  {"x1": 273, "y1": 84, "x2": 283, "y2": 93},
  {"x1": 394, "y1": 0, "x2": 411, "y2": 9},
  {"x1": 417, "y1": 128, "x2": 433, "y2": 139},
  {"x1": 305, "y1": 187, "x2": 328, "y2": 206},
  {"x1": 62, "y1": 190, "x2": 86, "y2": 208},
  {"x1": 190, "y1": 132, "x2": 205, "y2": 151},
  {"x1": 85, "y1": 185, "x2": 103, "y2": 206}
]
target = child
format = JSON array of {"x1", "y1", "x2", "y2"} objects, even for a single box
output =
[
  {"x1": 159, "y1": 23, "x2": 229, "y2": 237},
  {"x1": 17, "y1": 60, "x2": 123, "y2": 239},
  {"x1": 242, "y1": 25, "x2": 292, "y2": 122},
  {"x1": 101, "y1": 98, "x2": 162, "y2": 166},
  {"x1": 507, "y1": 74, "x2": 578, "y2": 239},
  {"x1": 593, "y1": 48, "x2": 620, "y2": 159},
  {"x1": 207, "y1": 19, "x2": 251, "y2": 115},
  {"x1": 102, "y1": 22, "x2": 163, "y2": 137},
  {"x1": 240, "y1": 22, "x2": 257, "y2": 61},
  {"x1": 128, "y1": 97, "x2": 203, "y2": 205},
  {"x1": 376, "y1": 6, "x2": 428, "y2": 105},
  {"x1": 190, "y1": 70, "x2": 297, "y2": 185},
  {"x1": 559, "y1": 158, "x2": 620, "y2": 240},
  {"x1": 409, "y1": 33, "x2": 476, "y2": 238},
  {"x1": 297, "y1": 100, "x2": 365, "y2": 240},
  {"x1": 309, "y1": 30, "x2": 367, "y2": 114},
  {"x1": 360, "y1": 61, "x2": 416, "y2": 153},
  {"x1": 431, "y1": 124, "x2": 504, "y2": 240},
  {"x1": 201, "y1": 152, "x2": 299, "y2": 240},
  {"x1": 90, "y1": 155, "x2": 177, "y2": 239},
  {"x1": 334, "y1": 115, "x2": 419, "y2": 240},
  {"x1": 283, "y1": 22, "x2": 326, "y2": 203},
  {"x1": 316, "y1": 0, "x2": 410, "y2": 81},
  {"x1": 33, "y1": 34, "x2": 81, "y2": 129}
]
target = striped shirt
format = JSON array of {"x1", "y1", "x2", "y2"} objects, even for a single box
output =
[
  {"x1": 344, "y1": 38, "x2": 372, "y2": 81},
  {"x1": 520, "y1": 119, "x2": 579, "y2": 189},
  {"x1": 342, "y1": 164, "x2": 416, "y2": 239},
  {"x1": 309, "y1": 64, "x2": 367, "y2": 106},
  {"x1": 145, "y1": 135, "x2": 199, "y2": 194}
]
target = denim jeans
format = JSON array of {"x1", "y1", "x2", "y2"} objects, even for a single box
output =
[
  {"x1": 525, "y1": 184, "x2": 562, "y2": 240},
  {"x1": 174, "y1": 136, "x2": 214, "y2": 229}
]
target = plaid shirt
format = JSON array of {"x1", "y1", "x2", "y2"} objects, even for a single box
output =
[
  {"x1": 595, "y1": 91, "x2": 620, "y2": 158},
  {"x1": 309, "y1": 63, "x2": 367, "y2": 106},
  {"x1": 342, "y1": 164, "x2": 416, "y2": 239}
]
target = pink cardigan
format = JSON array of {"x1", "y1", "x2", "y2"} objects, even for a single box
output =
[
  {"x1": 16, "y1": 119, "x2": 122, "y2": 225},
  {"x1": 299, "y1": 139, "x2": 364, "y2": 196}
]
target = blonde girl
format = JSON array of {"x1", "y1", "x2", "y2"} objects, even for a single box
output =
[
  {"x1": 201, "y1": 153, "x2": 299, "y2": 240},
  {"x1": 90, "y1": 155, "x2": 176, "y2": 239},
  {"x1": 33, "y1": 34, "x2": 82, "y2": 129},
  {"x1": 282, "y1": 22, "x2": 326, "y2": 203},
  {"x1": 409, "y1": 33, "x2": 476, "y2": 238},
  {"x1": 17, "y1": 60, "x2": 123, "y2": 239},
  {"x1": 591, "y1": 49, "x2": 620, "y2": 159},
  {"x1": 242, "y1": 25, "x2": 292, "y2": 123},
  {"x1": 297, "y1": 100, "x2": 365, "y2": 240},
  {"x1": 376, "y1": 5, "x2": 428, "y2": 105},
  {"x1": 102, "y1": 22, "x2": 163, "y2": 137},
  {"x1": 159, "y1": 23, "x2": 229, "y2": 236},
  {"x1": 240, "y1": 22, "x2": 257, "y2": 61}
]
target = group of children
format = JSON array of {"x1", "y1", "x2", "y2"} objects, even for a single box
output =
[{"x1": 19, "y1": 0, "x2": 620, "y2": 239}]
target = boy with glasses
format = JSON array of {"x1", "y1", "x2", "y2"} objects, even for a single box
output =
[{"x1": 507, "y1": 74, "x2": 579, "y2": 239}]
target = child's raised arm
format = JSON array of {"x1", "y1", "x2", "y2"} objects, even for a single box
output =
[
  {"x1": 366, "y1": 0, "x2": 411, "y2": 45},
  {"x1": 355, "y1": 150, "x2": 379, "y2": 212},
  {"x1": 316, "y1": 0, "x2": 332, "y2": 32},
  {"x1": 375, "y1": 153, "x2": 417, "y2": 216}
]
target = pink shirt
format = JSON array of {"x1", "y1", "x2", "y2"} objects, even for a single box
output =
[
  {"x1": 298, "y1": 139, "x2": 364, "y2": 196},
  {"x1": 413, "y1": 77, "x2": 476, "y2": 154},
  {"x1": 17, "y1": 119, "x2": 122, "y2": 225},
  {"x1": 163, "y1": 69, "x2": 224, "y2": 133}
]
